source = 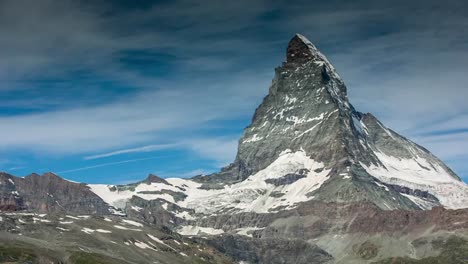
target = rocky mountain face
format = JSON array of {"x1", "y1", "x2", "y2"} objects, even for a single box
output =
[
  {"x1": 1, "y1": 34, "x2": 468, "y2": 263},
  {"x1": 0, "y1": 172, "x2": 110, "y2": 214},
  {"x1": 193, "y1": 34, "x2": 467, "y2": 211}
]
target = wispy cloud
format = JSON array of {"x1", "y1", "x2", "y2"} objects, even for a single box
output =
[
  {"x1": 164, "y1": 169, "x2": 211, "y2": 179},
  {"x1": 58, "y1": 156, "x2": 168, "y2": 174},
  {"x1": 84, "y1": 143, "x2": 181, "y2": 160},
  {"x1": 83, "y1": 137, "x2": 239, "y2": 167},
  {"x1": 184, "y1": 138, "x2": 239, "y2": 166}
]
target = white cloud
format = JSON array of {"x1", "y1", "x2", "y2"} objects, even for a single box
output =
[
  {"x1": 413, "y1": 132, "x2": 468, "y2": 161},
  {"x1": 184, "y1": 137, "x2": 239, "y2": 166},
  {"x1": 0, "y1": 73, "x2": 266, "y2": 156},
  {"x1": 82, "y1": 136, "x2": 239, "y2": 167},
  {"x1": 58, "y1": 156, "x2": 168, "y2": 174},
  {"x1": 84, "y1": 143, "x2": 181, "y2": 160}
]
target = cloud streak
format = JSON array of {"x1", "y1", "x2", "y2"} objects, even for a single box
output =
[
  {"x1": 58, "y1": 156, "x2": 168, "y2": 174},
  {"x1": 83, "y1": 137, "x2": 239, "y2": 167},
  {"x1": 84, "y1": 143, "x2": 181, "y2": 160}
]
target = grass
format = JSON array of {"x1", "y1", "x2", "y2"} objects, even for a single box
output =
[
  {"x1": 68, "y1": 252, "x2": 130, "y2": 264},
  {"x1": 374, "y1": 236, "x2": 468, "y2": 264}
]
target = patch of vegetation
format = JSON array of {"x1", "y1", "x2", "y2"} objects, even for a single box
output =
[
  {"x1": 0, "y1": 244, "x2": 59, "y2": 263},
  {"x1": 353, "y1": 241, "x2": 379, "y2": 260},
  {"x1": 0, "y1": 245, "x2": 35, "y2": 262},
  {"x1": 69, "y1": 251, "x2": 129, "y2": 264},
  {"x1": 373, "y1": 236, "x2": 468, "y2": 264}
]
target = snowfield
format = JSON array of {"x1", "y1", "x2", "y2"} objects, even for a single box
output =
[
  {"x1": 362, "y1": 151, "x2": 468, "y2": 209},
  {"x1": 90, "y1": 149, "x2": 330, "y2": 216}
]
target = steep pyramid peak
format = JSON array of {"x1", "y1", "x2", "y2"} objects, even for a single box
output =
[
  {"x1": 287, "y1": 33, "x2": 322, "y2": 63},
  {"x1": 285, "y1": 34, "x2": 342, "y2": 83}
]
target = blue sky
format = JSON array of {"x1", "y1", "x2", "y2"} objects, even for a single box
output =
[{"x1": 0, "y1": 0, "x2": 467, "y2": 183}]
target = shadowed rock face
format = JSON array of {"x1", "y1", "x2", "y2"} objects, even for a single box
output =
[
  {"x1": 287, "y1": 34, "x2": 324, "y2": 63},
  {"x1": 0, "y1": 172, "x2": 110, "y2": 214},
  {"x1": 144, "y1": 174, "x2": 172, "y2": 185},
  {"x1": 264, "y1": 169, "x2": 309, "y2": 186}
]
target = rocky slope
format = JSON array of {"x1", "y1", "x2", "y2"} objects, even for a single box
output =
[
  {"x1": 1, "y1": 34, "x2": 467, "y2": 263},
  {"x1": 0, "y1": 212, "x2": 233, "y2": 264},
  {"x1": 0, "y1": 172, "x2": 111, "y2": 214}
]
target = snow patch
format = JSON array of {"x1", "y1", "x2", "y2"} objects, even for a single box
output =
[
  {"x1": 114, "y1": 225, "x2": 141, "y2": 232},
  {"x1": 368, "y1": 151, "x2": 459, "y2": 185},
  {"x1": 363, "y1": 151, "x2": 468, "y2": 209},
  {"x1": 178, "y1": 225, "x2": 224, "y2": 236},
  {"x1": 33, "y1": 218, "x2": 50, "y2": 223},
  {"x1": 147, "y1": 234, "x2": 175, "y2": 250},
  {"x1": 401, "y1": 193, "x2": 438, "y2": 210},
  {"x1": 174, "y1": 210, "x2": 195, "y2": 220},
  {"x1": 134, "y1": 241, "x2": 157, "y2": 251},
  {"x1": 243, "y1": 134, "x2": 263, "y2": 143},
  {"x1": 374, "y1": 181, "x2": 390, "y2": 192},
  {"x1": 236, "y1": 227, "x2": 265, "y2": 237},
  {"x1": 286, "y1": 113, "x2": 325, "y2": 126},
  {"x1": 131, "y1": 205, "x2": 143, "y2": 211},
  {"x1": 121, "y1": 219, "x2": 143, "y2": 227},
  {"x1": 79, "y1": 228, "x2": 111, "y2": 235},
  {"x1": 284, "y1": 95, "x2": 297, "y2": 104},
  {"x1": 81, "y1": 228, "x2": 95, "y2": 234},
  {"x1": 96, "y1": 229, "x2": 112, "y2": 233}
]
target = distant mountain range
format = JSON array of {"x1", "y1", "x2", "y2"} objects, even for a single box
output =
[{"x1": 1, "y1": 34, "x2": 467, "y2": 264}]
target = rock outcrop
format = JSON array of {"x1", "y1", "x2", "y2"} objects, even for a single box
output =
[{"x1": 0, "y1": 172, "x2": 110, "y2": 214}]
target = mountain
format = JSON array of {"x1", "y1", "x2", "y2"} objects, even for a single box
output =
[
  {"x1": 0, "y1": 172, "x2": 110, "y2": 214},
  {"x1": 195, "y1": 33, "x2": 466, "y2": 210},
  {"x1": 90, "y1": 34, "x2": 468, "y2": 215},
  {"x1": 1, "y1": 34, "x2": 468, "y2": 263}
]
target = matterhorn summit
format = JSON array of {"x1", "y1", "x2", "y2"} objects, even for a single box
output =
[
  {"x1": 89, "y1": 34, "x2": 468, "y2": 217},
  {"x1": 186, "y1": 33, "x2": 468, "y2": 212}
]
